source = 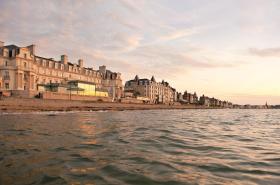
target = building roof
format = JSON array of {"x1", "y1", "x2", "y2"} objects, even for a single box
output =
[
  {"x1": 3, "y1": 44, "x2": 19, "y2": 49},
  {"x1": 35, "y1": 55, "x2": 58, "y2": 62},
  {"x1": 3, "y1": 42, "x2": 121, "y2": 79},
  {"x1": 138, "y1": 78, "x2": 149, "y2": 81},
  {"x1": 126, "y1": 76, "x2": 176, "y2": 89}
]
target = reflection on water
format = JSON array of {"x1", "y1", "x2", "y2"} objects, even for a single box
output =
[{"x1": 0, "y1": 109, "x2": 280, "y2": 185}]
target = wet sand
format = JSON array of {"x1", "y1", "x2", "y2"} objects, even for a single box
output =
[{"x1": 0, "y1": 97, "x2": 209, "y2": 113}]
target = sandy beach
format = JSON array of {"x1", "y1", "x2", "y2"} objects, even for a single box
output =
[{"x1": 0, "y1": 97, "x2": 211, "y2": 113}]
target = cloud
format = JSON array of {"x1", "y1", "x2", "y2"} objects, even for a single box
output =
[
  {"x1": 2, "y1": 0, "x2": 279, "y2": 104},
  {"x1": 125, "y1": 45, "x2": 236, "y2": 69},
  {"x1": 106, "y1": 12, "x2": 140, "y2": 30},
  {"x1": 158, "y1": 28, "x2": 200, "y2": 42},
  {"x1": 0, "y1": 0, "x2": 237, "y2": 77},
  {"x1": 117, "y1": 0, "x2": 143, "y2": 13},
  {"x1": 100, "y1": 34, "x2": 142, "y2": 52},
  {"x1": 248, "y1": 47, "x2": 280, "y2": 57}
]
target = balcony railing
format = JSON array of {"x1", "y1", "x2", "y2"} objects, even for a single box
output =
[{"x1": 3, "y1": 75, "x2": 10, "y2": 80}]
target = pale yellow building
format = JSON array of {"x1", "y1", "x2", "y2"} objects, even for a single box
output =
[
  {"x1": 67, "y1": 80, "x2": 108, "y2": 97},
  {"x1": 0, "y1": 41, "x2": 123, "y2": 98}
]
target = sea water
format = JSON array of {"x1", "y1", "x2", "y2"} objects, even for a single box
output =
[{"x1": 0, "y1": 109, "x2": 279, "y2": 185}]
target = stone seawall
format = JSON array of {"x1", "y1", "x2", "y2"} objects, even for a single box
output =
[
  {"x1": 120, "y1": 98, "x2": 145, "y2": 104},
  {"x1": 41, "y1": 92, "x2": 112, "y2": 102},
  {"x1": 0, "y1": 90, "x2": 37, "y2": 98},
  {"x1": 0, "y1": 97, "x2": 212, "y2": 112}
]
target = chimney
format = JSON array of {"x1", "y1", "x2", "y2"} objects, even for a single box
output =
[
  {"x1": 0, "y1": 41, "x2": 4, "y2": 47},
  {"x1": 27, "y1": 44, "x2": 35, "y2": 55},
  {"x1": 78, "y1": 59, "x2": 84, "y2": 67},
  {"x1": 61, "y1": 55, "x2": 68, "y2": 65},
  {"x1": 99, "y1": 65, "x2": 106, "y2": 74}
]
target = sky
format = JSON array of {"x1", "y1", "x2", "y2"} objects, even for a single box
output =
[{"x1": 0, "y1": 0, "x2": 280, "y2": 105}]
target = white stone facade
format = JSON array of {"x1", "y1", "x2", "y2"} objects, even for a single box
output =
[
  {"x1": 0, "y1": 42, "x2": 123, "y2": 98},
  {"x1": 125, "y1": 76, "x2": 176, "y2": 104}
]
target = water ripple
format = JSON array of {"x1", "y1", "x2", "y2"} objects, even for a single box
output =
[{"x1": 0, "y1": 109, "x2": 280, "y2": 185}]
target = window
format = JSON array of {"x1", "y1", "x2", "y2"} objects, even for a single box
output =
[
  {"x1": 49, "y1": 61, "x2": 53, "y2": 68},
  {"x1": 5, "y1": 71, "x2": 9, "y2": 76},
  {"x1": 5, "y1": 61, "x2": 8, "y2": 66},
  {"x1": 5, "y1": 83, "x2": 9, "y2": 89},
  {"x1": 24, "y1": 53, "x2": 27, "y2": 59},
  {"x1": 24, "y1": 62, "x2": 27, "y2": 68}
]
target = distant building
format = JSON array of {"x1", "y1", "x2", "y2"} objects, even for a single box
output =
[
  {"x1": 0, "y1": 41, "x2": 122, "y2": 98},
  {"x1": 171, "y1": 87, "x2": 178, "y2": 102},
  {"x1": 124, "y1": 75, "x2": 176, "y2": 104},
  {"x1": 233, "y1": 104, "x2": 241, "y2": 109},
  {"x1": 199, "y1": 94, "x2": 210, "y2": 107},
  {"x1": 183, "y1": 91, "x2": 198, "y2": 104},
  {"x1": 244, "y1": 104, "x2": 251, "y2": 109},
  {"x1": 210, "y1": 97, "x2": 217, "y2": 107}
]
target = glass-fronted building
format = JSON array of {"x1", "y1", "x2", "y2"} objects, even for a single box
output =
[{"x1": 68, "y1": 80, "x2": 108, "y2": 97}]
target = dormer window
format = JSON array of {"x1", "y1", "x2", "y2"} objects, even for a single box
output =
[
  {"x1": 49, "y1": 61, "x2": 52, "y2": 68},
  {"x1": 4, "y1": 51, "x2": 8, "y2": 57}
]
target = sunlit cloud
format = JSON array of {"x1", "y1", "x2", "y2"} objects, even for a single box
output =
[
  {"x1": 158, "y1": 28, "x2": 200, "y2": 42},
  {"x1": 248, "y1": 47, "x2": 280, "y2": 58}
]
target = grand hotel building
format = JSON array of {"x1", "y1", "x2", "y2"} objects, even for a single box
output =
[
  {"x1": 0, "y1": 41, "x2": 123, "y2": 99},
  {"x1": 125, "y1": 75, "x2": 177, "y2": 104}
]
